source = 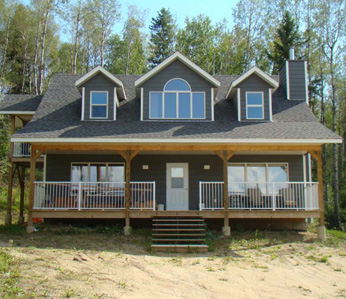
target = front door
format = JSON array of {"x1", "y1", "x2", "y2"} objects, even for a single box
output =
[{"x1": 166, "y1": 163, "x2": 189, "y2": 210}]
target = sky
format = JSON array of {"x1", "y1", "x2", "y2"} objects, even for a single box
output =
[
  {"x1": 117, "y1": 0, "x2": 239, "y2": 32},
  {"x1": 22, "y1": 0, "x2": 239, "y2": 41}
]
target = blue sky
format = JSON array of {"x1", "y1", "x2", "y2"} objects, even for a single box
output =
[
  {"x1": 118, "y1": 0, "x2": 238, "y2": 32},
  {"x1": 23, "y1": 0, "x2": 239, "y2": 40}
]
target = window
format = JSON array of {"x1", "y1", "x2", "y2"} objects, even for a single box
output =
[
  {"x1": 246, "y1": 92, "x2": 264, "y2": 119},
  {"x1": 71, "y1": 163, "x2": 124, "y2": 182},
  {"x1": 228, "y1": 163, "x2": 288, "y2": 194},
  {"x1": 171, "y1": 167, "x2": 184, "y2": 188},
  {"x1": 90, "y1": 91, "x2": 108, "y2": 119},
  {"x1": 149, "y1": 78, "x2": 205, "y2": 119}
]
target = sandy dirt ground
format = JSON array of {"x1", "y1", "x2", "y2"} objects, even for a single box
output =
[{"x1": 1, "y1": 226, "x2": 346, "y2": 299}]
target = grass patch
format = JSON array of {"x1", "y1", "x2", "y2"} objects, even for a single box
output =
[{"x1": 0, "y1": 249, "x2": 22, "y2": 298}]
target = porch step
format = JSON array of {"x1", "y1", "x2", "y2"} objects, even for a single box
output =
[
  {"x1": 151, "y1": 216, "x2": 208, "y2": 253},
  {"x1": 151, "y1": 244, "x2": 208, "y2": 253}
]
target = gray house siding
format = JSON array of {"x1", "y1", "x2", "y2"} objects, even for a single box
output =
[
  {"x1": 82, "y1": 73, "x2": 120, "y2": 121},
  {"x1": 279, "y1": 63, "x2": 287, "y2": 95},
  {"x1": 237, "y1": 74, "x2": 272, "y2": 121},
  {"x1": 288, "y1": 61, "x2": 306, "y2": 100},
  {"x1": 140, "y1": 60, "x2": 214, "y2": 121},
  {"x1": 46, "y1": 153, "x2": 304, "y2": 210}
]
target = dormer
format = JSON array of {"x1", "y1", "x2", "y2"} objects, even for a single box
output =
[
  {"x1": 135, "y1": 52, "x2": 220, "y2": 121},
  {"x1": 75, "y1": 66, "x2": 126, "y2": 121},
  {"x1": 226, "y1": 67, "x2": 279, "y2": 122}
]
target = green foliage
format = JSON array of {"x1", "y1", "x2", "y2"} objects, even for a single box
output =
[
  {"x1": 148, "y1": 8, "x2": 176, "y2": 68},
  {"x1": 0, "y1": 248, "x2": 22, "y2": 298},
  {"x1": 267, "y1": 11, "x2": 301, "y2": 74}
]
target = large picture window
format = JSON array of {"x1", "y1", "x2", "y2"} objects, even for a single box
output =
[
  {"x1": 71, "y1": 163, "x2": 124, "y2": 182},
  {"x1": 246, "y1": 92, "x2": 264, "y2": 119},
  {"x1": 149, "y1": 78, "x2": 206, "y2": 119},
  {"x1": 90, "y1": 91, "x2": 108, "y2": 119},
  {"x1": 228, "y1": 163, "x2": 289, "y2": 194}
]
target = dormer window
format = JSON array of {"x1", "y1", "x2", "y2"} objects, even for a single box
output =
[
  {"x1": 246, "y1": 92, "x2": 264, "y2": 120},
  {"x1": 149, "y1": 78, "x2": 205, "y2": 119},
  {"x1": 90, "y1": 91, "x2": 108, "y2": 119}
]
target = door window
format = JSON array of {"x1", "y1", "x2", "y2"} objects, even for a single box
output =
[{"x1": 171, "y1": 167, "x2": 184, "y2": 188}]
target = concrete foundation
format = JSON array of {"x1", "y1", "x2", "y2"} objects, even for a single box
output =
[
  {"x1": 18, "y1": 216, "x2": 25, "y2": 225},
  {"x1": 26, "y1": 226, "x2": 35, "y2": 233},
  {"x1": 317, "y1": 225, "x2": 326, "y2": 242},
  {"x1": 123, "y1": 226, "x2": 132, "y2": 236},
  {"x1": 222, "y1": 226, "x2": 231, "y2": 236},
  {"x1": 5, "y1": 214, "x2": 12, "y2": 225}
]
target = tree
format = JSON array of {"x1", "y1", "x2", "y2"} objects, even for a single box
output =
[
  {"x1": 313, "y1": 0, "x2": 346, "y2": 228},
  {"x1": 105, "y1": 6, "x2": 146, "y2": 75},
  {"x1": 88, "y1": 0, "x2": 121, "y2": 67},
  {"x1": 176, "y1": 15, "x2": 218, "y2": 74},
  {"x1": 267, "y1": 11, "x2": 301, "y2": 74},
  {"x1": 148, "y1": 8, "x2": 176, "y2": 68}
]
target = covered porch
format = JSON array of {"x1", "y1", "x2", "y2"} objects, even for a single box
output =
[{"x1": 24, "y1": 143, "x2": 325, "y2": 237}]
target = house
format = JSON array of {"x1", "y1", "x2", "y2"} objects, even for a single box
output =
[{"x1": 0, "y1": 51, "x2": 342, "y2": 248}]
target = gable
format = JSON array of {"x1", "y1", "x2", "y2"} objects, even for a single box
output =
[
  {"x1": 135, "y1": 52, "x2": 220, "y2": 87},
  {"x1": 140, "y1": 60, "x2": 216, "y2": 121}
]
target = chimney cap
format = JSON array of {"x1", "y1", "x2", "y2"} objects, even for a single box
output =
[{"x1": 289, "y1": 47, "x2": 295, "y2": 60}]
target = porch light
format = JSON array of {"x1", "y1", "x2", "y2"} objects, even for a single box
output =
[
  {"x1": 142, "y1": 165, "x2": 149, "y2": 170},
  {"x1": 204, "y1": 165, "x2": 210, "y2": 170}
]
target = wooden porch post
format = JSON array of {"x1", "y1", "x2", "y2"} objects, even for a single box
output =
[
  {"x1": 309, "y1": 147, "x2": 326, "y2": 241},
  {"x1": 119, "y1": 150, "x2": 138, "y2": 235},
  {"x1": 27, "y1": 148, "x2": 43, "y2": 233},
  {"x1": 18, "y1": 166, "x2": 25, "y2": 225},
  {"x1": 5, "y1": 115, "x2": 15, "y2": 225},
  {"x1": 215, "y1": 150, "x2": 234, "y2": 236}
]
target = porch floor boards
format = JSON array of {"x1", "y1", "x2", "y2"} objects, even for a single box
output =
[{"x1": 32, "y1": 209, "x2": 320, "y2": 219}]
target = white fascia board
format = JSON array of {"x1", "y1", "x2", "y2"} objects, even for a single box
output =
[
  {"x1": 10, "y1": 137, "x2": 343, "y2": 144},
  {"x1": 75, "y1": 66, "x2": 126, "y2": 100},
  {"x1": 226, "y1": 66, "x2": 279, "y2": 99},
  {"x1": 0, "y1": 111, "x2": 35, "y2": 115},
  {"x1": 135, "y1": 52, "x2": 220, "y2": 88}
]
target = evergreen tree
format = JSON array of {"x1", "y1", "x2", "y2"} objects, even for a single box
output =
[
  {"x1": 268, "y1": 11, "x2": 301, "y2": 74},
  {"x1": 148, "y1": 8, "x2": 175, "y2": 68}
]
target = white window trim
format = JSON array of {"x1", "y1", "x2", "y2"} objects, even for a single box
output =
[
  {"x1": 140, "y1": 87, "x2": 144, "y2": 121},
  {"x1": 237, "y1": 88, "x2": 241, "y2": 121},
  {"x1": 268, "y1": 88, "x2": 273, "y2": 122},
  {"x1": 113, "y1": 87, "x2": 117, "y2": 121},
  {"x1": 90, "y1": 91, "x2": 108, "y2": 119},
  {"x1": 245, "y1": 91, "x2": 264, "y2": 120},
  {"x1": 164, "y1": 78, "x2": 191, "y2": 91},
  {"x1": 81, "y1": 87, "x2": 85, "y2": 121},
  {"x1": 71, "y1": 162, "x2": 125, "y2": 182},
  {"x1": 149, "y1": 89, "x2": 206, "y2": 120},
  {"x1": 228, "y1": 162, "x2": 290, "y2": 183},
  {"x1": 211, "y1": 88, "x2": 214, "y2": 121}
]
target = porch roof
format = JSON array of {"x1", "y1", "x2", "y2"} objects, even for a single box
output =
[{"x1": 11, "y1": 73, "x2": 341, "y2": 144}]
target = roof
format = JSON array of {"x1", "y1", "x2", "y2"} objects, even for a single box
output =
[
  {"x1": 75, "y1": 66, "x2": 126, "y2": 100},
  {"x1": 226, "y1": 66, "x2": 279, "y2": 99},
  {"x1": 135, "y1": 52, "x2": 221, "y2": 88},
  {"x1": 10, "y1": 73, "x2": 342, "y2": 144},
  {"x1": 0, "y1": 94, "x2": 42, "y2": 114}
]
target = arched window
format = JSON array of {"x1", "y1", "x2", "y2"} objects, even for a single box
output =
[{"x1": 149, "y1": 78, "x2": 205, "y2": 119}]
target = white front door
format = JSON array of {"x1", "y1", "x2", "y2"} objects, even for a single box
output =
[{"x1": 166, "y1": 163, "x2": 189, "y2": 211}]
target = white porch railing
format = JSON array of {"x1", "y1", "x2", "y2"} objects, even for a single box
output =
[
  {"x1": 13, "y1": 142, "x2": 31, "y2": 157},
  {"x1": 34, "y1": 181, "x2": 156, "y2": 210},
  {"x1": 199, "y1": 182, "x2": 319, "y2": 211}
]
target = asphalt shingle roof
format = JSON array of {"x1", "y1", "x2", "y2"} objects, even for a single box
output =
[
  {"x1": 0, "y1": 94, "x2": 42, "y2": 112},
  {"x1": 10, "y1": 73, "x2": 341, "y2": 142}
]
